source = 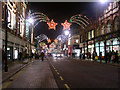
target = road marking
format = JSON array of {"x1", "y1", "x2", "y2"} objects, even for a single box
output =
[
  {"x1": 64, "y1": 84, "x2": 70, "y2": 89},
  {"x1": 55, "y1": 69, "x2": 58, "y2": 72},
  {"x1": 57, "y1": 72, "x2": 60, "y2": 75},
  {"x1": 60, "y1": 76, "x2": 64, "y2": 80}
]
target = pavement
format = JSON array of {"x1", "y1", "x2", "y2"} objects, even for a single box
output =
[
  {"x1": 71, "y1": 56, "x2": 120, "y2": 67},
  {"x1": 2, "y1": 58, "x2": 58, "y2": 89},
  {"x1": 2, "y1": 58, "x2": 30, "y2": 83}
]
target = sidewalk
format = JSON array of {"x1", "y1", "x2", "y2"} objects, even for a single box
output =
[
  {"x1": 71, "y1": 57, "x2": 120, "y2": 67},
  {"x1": 2, "y1": 58, "x2": 30, "y2": 83},
  {"x1": 3, "y1": 59, "x2": 58, "y2": 88}
]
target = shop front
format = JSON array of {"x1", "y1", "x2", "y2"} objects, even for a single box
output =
[{"x1": 88, "y1": 40, "x2": 94, "y2": 55}]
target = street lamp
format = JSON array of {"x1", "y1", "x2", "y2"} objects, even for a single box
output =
[
  {"x1": 100, "y1": 0, "x2": 108, "y2": 4},
  {"x1": 28, "y1": 17, "x2": 34, "y2": 60},
  {"x1": 64, "y1": 30, "x2": 70, "y2": 36}
]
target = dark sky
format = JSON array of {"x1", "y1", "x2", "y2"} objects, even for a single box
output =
[{"x1": 30, "y1": 2, "x2": 109, "y2": 42}]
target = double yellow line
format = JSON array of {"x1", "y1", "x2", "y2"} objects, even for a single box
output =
[{"x1": 50, "y1": 61, "x2": 70, "y2": 89}]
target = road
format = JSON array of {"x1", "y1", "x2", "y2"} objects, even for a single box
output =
[{"x1": 49, "y1": 56, "x2": 120, "y2": 88}]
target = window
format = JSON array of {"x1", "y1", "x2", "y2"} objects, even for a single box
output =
[
  {"x1": 88, "y1": 29, "x2": 94, "y2": 39},
  {"x1": 101, "y1": 24, "x2": 104, "y2": 35},
  {"x1": 107, "y1": 21, "x2": 111, "y2": 33},
  {"x1": 114, "y1": 16, "x2": 119, "y2": 31},
  {"x1": 97, "y1": 27, "x2": 99, "y2": 36}
]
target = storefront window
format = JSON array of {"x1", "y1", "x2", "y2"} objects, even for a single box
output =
[
  {"x1": 114, "y1": 16, "x2": 119, "y2": 31},
  {"x1": 100, "y1": 41, "x2": 104, "y2": 56},
  {"x1": 95, "y1": 42, "x2": 99, "y2": 47}
]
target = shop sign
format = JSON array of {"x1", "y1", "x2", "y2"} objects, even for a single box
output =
[{"x1": 88, "y1": 40, "x2": 94, "y2": 44}]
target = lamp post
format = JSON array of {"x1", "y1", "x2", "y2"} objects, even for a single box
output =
[
  {"x1": 28, "y1": 17, "x2": 34, "y2": 60},
  {"x1": 4, "y1": 3, "x2": 8, "y2": 72}
]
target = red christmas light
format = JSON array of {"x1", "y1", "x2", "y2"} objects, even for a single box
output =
[
  {"x1": 61, "y1": 20, "x2": 71, "y2": 30},
  {"x1": 54, "y1": 39, "x2": 58, "y2": 43},
  {"x1": 47, "y1": 38, "x2": 51, "y2": 43},
  {"x1": 47, "y1": 19, "x2": 58, "y2": 30}
]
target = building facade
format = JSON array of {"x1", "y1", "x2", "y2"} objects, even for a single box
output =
[
  {"x1": 79, "y1": 1, "x2": 120, "y2": 59},
  {"x1": 1, "y1": 0, "x2": 28, "y2": 61}
]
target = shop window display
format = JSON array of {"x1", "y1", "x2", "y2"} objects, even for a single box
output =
[
  {"x1": 95, "y1": 42, "x2": 99, "y2": 56},
  {"x1": 100, "y1": 41, "x2": 105, "y2": 56}
]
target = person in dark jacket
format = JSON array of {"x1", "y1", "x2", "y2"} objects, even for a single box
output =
[
  {"x1": 2, "y1": 48, "x2": 5, "y2": 69},
  {"x1": 40, "y1": 52, "x2": 45, "y2": 61}
]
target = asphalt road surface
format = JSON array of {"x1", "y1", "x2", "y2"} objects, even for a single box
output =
[{"x1": 49, "y1": 56, "x2": 120, "y2": 88}]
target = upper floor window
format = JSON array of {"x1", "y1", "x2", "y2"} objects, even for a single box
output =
[
  {"x1": 107, "y1": 20, "x2": 111, "y2": 33},
  {"x1": 97, "y1": 27, "x2": 99, "y2": 36},
  {"x1": 88, "y1": 29, "x2": 94, "y2": 40},
  {"x1": 101, "y1": 24, "x2": 104, "y2": 35},
  {"x1": 114, "y1": 16, "x2": 119, "y2": 31}
]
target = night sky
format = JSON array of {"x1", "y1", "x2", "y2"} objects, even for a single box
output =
[{"x1": 30, "y1": 2, "x2": 109, "y2": 42}]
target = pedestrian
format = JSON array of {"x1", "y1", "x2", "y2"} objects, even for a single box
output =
[
  {"x1": 111, "y1": 51, "x2": 115, "y2": 63},
  {"x1": 105, "y1": 51, "x2": 108, "y2": 63},
  {"x1": 108, "y1": 51, "x2": 112, "y2": 63},
  {"x1": 40, "y1": 52, "x2": 45, "y2": 61},
  {"x1": 21, "y1": 51, "x2": 26, "y2": 62},
  {"x1": 92, "y1": 51, "x2": 97, "y2": 61},
  {"x1": 18, "y1": 52, "x2": 22, "y2": 61},
  {"x1": 115, "y1": 50, "x2": 119, "y2": 63},
  {"x1": 2, "y1": 48, "x2": 5, "y2": 69},
  {"x1": 88, "y1": 52, "x2": 91, "y2": 60}
]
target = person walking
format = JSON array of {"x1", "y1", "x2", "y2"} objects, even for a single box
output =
[
  {"x1": 21, "y1": 51, "x2": 26, "y2": 62},
  {"x1": 92, "y1": 51, "x2": 97, "y2": 62},
  {"x1": 99, "y1": 52, "x2": 102, "y2": 63},
  {"x1": 105, "y1": 51, "x2": 109, "y2": 63},
  {"x1": 115, "y1": 50, "x2": 119, "y2": 63},
  {"x1": 40, "y1": 52, "x2": 45, "y2": 61},
  {"x1": 2, "y1": 48, "x2": 5, "y2": 69},
  {"x1": 88, "y1": 52, "x2": 91, "y2": 60},
  {"x1": 18, "y1": 52, "x2": 22, "y2": 61}
]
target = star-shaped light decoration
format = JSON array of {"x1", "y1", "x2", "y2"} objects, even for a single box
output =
[
  {"x1": 54, "y1": 39, "x2": 58, "y2": 43},
  {"x1": 47, "y1": 38, "x2": 51, "y2": 43},
  {"x1": 47, "y1": 19, "x2": 58, "y2": 30},
  {"x1": 61, "y1": 20, "x2": 72, "y2": 30}
]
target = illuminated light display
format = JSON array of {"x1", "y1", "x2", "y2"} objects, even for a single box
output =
[
  {"x1": 54, "y1": 39, "x2": 58, "y2": 43},
  {"x1": 30, "y1": 12, "x2": 50, "y2": 28},
  {"x1": 70, "y1": 14, "x2": 92, "y2": 29},
  {"x1": 61, "y1": 20, "x2": 72, "y2": 30},
  {"x1": 47, "y1": 38, "x2": 51, "y2": 43},
  {"x1": 47, "y1": 19, "x2": 58, "y2": 30}
]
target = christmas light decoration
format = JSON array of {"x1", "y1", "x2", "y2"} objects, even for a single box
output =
[
  {"x1": 36, "y1": 34, "x2": 48, "y2": 42},
  {"x1": 30, "y1": 12, "x2": 50, "y2": 28},
  {"x1": 69, "y1": 14, "x2": 92, "y2": 29},
  {"x1": 47, "y1": 19, "x2": 58, "y2": 30},
  {"x1": 61, "y1": 20, "x2": 71, "y2": 30},
  {"x1": 47, "y1": 38, "x2": 51, "y2": 43},
  {"x1": 54, "y1": 39, "x2": 58, "y2": 43}
]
